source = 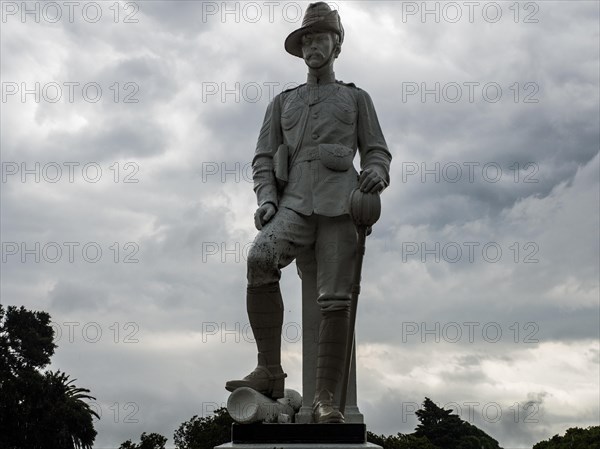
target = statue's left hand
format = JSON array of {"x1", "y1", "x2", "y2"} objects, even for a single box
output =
[
  {"x1": 358, "y1": 168, "x2": 385, "y2": 193},
  {"x1": 254, "y1": 203, "x2": 277, "y2": 230}
]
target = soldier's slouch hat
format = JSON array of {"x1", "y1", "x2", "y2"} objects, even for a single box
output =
[{"x1": 284, "y1": 2, "x2": 344, "y2": 58}]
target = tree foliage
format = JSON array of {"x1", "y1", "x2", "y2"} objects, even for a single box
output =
[
  {"x1": 0, "y1": 304, "x2": 98, "y2": 449},
  {"x1": 367, "y1": 431, "x2": 438, "y2": 449},
  {"x1": 173, "y1": 407, "x2": 234, "y2": 449},
  {"x1": 532, "y1": 426, "x2": 600, "y2": 449},
  {"x1": 367, "y1": 397, "x2": 502, "y2": 449},
  {"x1": 119, "y1": 432, "x2": 168, "y2": 449},
  {"x1": 414, "y1": 397, "x2": 502, "y2": 449},
  {"x1": 0, "y1": 304, "x2": 56, "y2": 376}
]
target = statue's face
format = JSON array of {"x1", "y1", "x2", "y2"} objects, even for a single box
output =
[{"x1": 301, "y1": 31, "x2": 337, "y2": 69}]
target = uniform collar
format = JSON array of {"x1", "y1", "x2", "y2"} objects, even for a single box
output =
[{"x1": 307, "y1": 71, "x2": 336, "y2": 85}]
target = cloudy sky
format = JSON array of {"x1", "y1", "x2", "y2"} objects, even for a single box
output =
[{"x1": 1, "y1": 1, "x2": 599, "y2": 448}]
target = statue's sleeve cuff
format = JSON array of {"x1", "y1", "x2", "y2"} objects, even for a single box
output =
[{"x1": 259, "y1": 200, "x2": 278, "y2": 210}]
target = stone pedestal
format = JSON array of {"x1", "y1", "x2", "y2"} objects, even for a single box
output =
[
  {"x1": 294, "y1": 250, "x2": 363, "y2": 424},
  {"x1": 232, "y1": 423, "x2": 366, "y2": 443},
  {"x1": 217, "y1": 444, "x2": 381, "y2": 449},
  {"x1": 215, "y1": 423, "x2": 382, "y2": 449}
]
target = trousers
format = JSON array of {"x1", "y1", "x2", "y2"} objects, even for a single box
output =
[{"x1": 247, "y1": 207, "x2": 357, "y2": 312}]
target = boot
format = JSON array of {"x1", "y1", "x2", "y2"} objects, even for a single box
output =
[
  {"x1": 313, "y1": 309, "x2": 350, "y2": 423},
  {"x1": 225, "y1": 282, "x2": 287, "y2": 399},
  {"x1": 313, "y1": 388, "x2": 345, "y2": 423}
]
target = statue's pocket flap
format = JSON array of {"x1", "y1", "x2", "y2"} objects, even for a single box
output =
[{"x1": 318, "y1": 143, "x2": 354, "y2": 171}]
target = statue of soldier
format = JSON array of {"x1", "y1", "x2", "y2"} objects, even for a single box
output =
[{"x1": 226, "y1": 2, "x2": 391, "y2": 424}]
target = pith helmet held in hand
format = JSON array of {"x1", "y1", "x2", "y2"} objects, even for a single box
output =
[{"x1": 284, "y1": 2, "x2": 344, "y2": 58}]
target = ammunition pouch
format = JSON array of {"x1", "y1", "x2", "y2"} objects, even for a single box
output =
[{"x1": 318, "y1": 143, "x2": 354, "y2": 171}]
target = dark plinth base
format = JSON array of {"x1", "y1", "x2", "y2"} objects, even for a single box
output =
[
  {"x1": 232, "y1": 423, "x2": 366, "y2": 444},
  {"x1": 216, "y1": 444, "x2": 381, "y2": 449}
]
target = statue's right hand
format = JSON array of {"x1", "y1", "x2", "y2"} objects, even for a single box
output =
[{"x1": 254, "y1": 203, "x2": 276, "y2": 230}]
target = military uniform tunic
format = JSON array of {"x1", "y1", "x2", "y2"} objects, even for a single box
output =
[{"x1": 248, "y1": 72, "x2": 391, "y2": 310}]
